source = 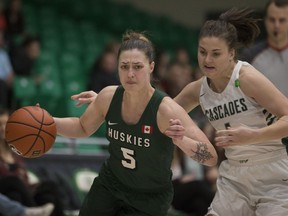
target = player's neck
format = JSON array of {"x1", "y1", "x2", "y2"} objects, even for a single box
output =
[
  {"x1": 123, "y1": 87, "x2": 154, "y2": 105},
  {"x1": 268, "y1": 38, "x2": 288, "y2": 51}
]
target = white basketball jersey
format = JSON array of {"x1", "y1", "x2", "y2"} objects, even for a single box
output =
[{"x1": 199, "y1": 60, "x2": 284, "y2": 160}]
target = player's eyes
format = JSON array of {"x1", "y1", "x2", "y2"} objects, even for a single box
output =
[
  {"x1": 212, "y1": 53, "x2": 220, "y2": 57},
  {"x1": 199, "y1": 50, "x2": 206, "y2": 56},
  {"x1": 134, "y1": 65, "x2": 142, "y2": 70},
  {"x1": 120, "y1": 65, "x2": 129, "y2": 70},
  {"x1": 279, "y1": 18, "x2": 287, "y2": 24}
]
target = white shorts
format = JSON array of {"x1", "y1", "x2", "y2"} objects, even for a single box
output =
[{"x1": 206, "y1": 149, "x2": 288, "y2": 216}]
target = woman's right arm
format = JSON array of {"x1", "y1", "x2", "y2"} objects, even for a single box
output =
[
  {"x1": 173, "y1": 78, "x2": 203, "y2": 113},
  {"x1": 54, "y1": 86, "x2": 116, "y2": 138}
]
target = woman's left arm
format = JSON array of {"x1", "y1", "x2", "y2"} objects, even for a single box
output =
[
  {"x1": 158, "y1": 97, "x2": 218, "y2": 167},
  {"x1": 216, "y1": 66, "x2": 288, "y2": 147}
]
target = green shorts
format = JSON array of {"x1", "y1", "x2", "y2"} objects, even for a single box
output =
[{"x1": 79, "y1": 169, "x2": 173, "y2": 216}]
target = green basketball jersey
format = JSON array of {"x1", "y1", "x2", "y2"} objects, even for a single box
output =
[{"x1": 104, "y1": 86, "x2": 174, "y2": 192}]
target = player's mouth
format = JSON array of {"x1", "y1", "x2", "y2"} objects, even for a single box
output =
[
  {"x1": 126, "y1": 81, "x2": 136, "y2": 84},
  {"x1": 204, "y1": 65, "x2": 216, "y2": 72}
]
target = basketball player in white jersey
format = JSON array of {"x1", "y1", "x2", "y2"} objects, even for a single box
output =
[{"x1": 172, "y1": 8, "x2": 288, "y2": 216}]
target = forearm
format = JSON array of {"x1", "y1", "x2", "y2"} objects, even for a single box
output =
[
  {"x1": 54, "y1": 117, "x2": 90, "y2": 138},
  {"x1": 174, "y1": 136, "x2": 218, "y2": 167},
  {"x1": 256, "y1": 115, "x2": 288, "y2": 143}
]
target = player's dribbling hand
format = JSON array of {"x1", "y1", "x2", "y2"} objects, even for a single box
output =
[
  {"x1": 71, "y1": 91, "x2": 98, "y2": 106},
  {"x1": 164, "y1": 119, "x2": 185, "y2": 141}
]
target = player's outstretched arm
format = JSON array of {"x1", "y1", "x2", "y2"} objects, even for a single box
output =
[
  {"x1": 54, "y1": 87, "x2": 116, "y2": 138},
  {"x1": 159, "y1": 97, "x2": 218, "y2": 167}
]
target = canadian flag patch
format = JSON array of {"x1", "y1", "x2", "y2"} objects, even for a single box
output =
[{"x1": 142, "y1": 125, "x2": 153, "y2": 134}]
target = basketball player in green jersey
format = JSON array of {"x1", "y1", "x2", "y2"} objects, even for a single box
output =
[{"x1": 54, "y1": 30, "x2": 218, "y2": 215}]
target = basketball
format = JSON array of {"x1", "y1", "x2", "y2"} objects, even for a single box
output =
[{"x1": 5, "y1": 106, "x2": 57, "y2": 158}]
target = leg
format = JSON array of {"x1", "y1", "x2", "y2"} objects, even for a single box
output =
[
  {"x1": 254, "y1": 157, "x2": 288, "y2": 216},
  {"x1": 205, "y1": 161, "x2": 255, "y2": 216},
  {"x1": 122, "y1": 186, "x2": 173, "y2": 216},
  {"x1": 79, "y1": 177, "x2": 121, "y2": 216},
  {"x1": 206, "y1": 185, "x2": 255, "y2": 216}
]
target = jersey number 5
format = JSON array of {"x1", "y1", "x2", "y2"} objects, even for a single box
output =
[{"x1": 121, "y1": 147, "x2": 136, "y2": 169}]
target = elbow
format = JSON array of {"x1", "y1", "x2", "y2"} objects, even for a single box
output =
[
  {"x1": 207, "y1": 155, "x2": 218, "y2": 167},
  {"x1": 79, "y1": 118, "x2": 96, "y2": 137},
  {"x1": 79, "y1": 122, "x2": 91, "y2": 137},
  {"x1": 207, "y1": 149, "x2": 218, "y2": 167}
]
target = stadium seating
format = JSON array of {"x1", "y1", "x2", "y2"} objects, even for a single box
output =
[{"x1": 13, "y1": 76, "x2": 37, "y2": 104}]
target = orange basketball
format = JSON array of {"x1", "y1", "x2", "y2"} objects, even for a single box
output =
[{"x1": 5, "y1": 106, "x2": 57, "y2": 158}]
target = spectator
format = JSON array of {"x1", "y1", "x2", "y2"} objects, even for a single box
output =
[
  {"x1": 0, "y1": 0, "x2": 6, "y2": 32},
  {"x1": 105, "y1": 40, "x2": 121, "y2": 56},
  {"x1": 10, "y1": 34, "x2": 41, "y2": 83},
  {"x1": 174, "y1": 47, "x2": 193, "y2": 70},
  {"x1": 0, "y1": 193, "x2": 54, "y2": 216},
  {"x1": 152, "y1": 49, "x2": 171, "y2": 91},
  {"x1": 0, "y1": 108, "x2": 65, "y2": 216},
  {"x1": 4, "y1": 0, "x2": 25, "y2": 49},
  {"x1": 0, "y1": 29, "x2": 14, "y2": 108},
  {"x1": 164, "y1": 61, "x2": 193, "y2": 98},
  {"x1": 240, "y1": 0, "x2": 288, "y2": 96},
  {"x1": 88, "y1": 47, "x2": 119, "y2": 93}
]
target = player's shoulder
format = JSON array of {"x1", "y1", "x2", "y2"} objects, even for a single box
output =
[
  {"x1": 98, "y1": 86, "x2": 118, "y2": 99},
  {"x1": 94, "y1": 86, "x2": 118, "y2": 108},
  {"x1": 239, "y1": 60, "x2": 261, "y2": 76},
  {"x1": 182, "y1": 78, "x2": 203, "y2": 98},
  {"x1": 159, "y1": 96, "x2": 183, "y2": 116}
]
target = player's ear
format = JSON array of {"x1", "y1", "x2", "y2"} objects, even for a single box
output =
[
  {"x1": 150, "y1": 61, "x2": 155, "y2": 73},
  {"x1": 229, "y1": 49, "x2": 235, "y2": 61}
]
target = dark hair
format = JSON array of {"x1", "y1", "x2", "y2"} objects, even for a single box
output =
[
  {"x1": 21, "y1": 35, "x2": 40, "y2": 48},
  {"x1": 0, "y1": 107, "x2": 9, "y2": 116},
  {"x1": 117, "y1": 30, "x2": 155, "y2": 63},
  {"x1": 265, "y1": 0, "x2": 288, "y2": 16},
  {"x1": 199, "y1": 8, "x2": 260, "y2": 51}
]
